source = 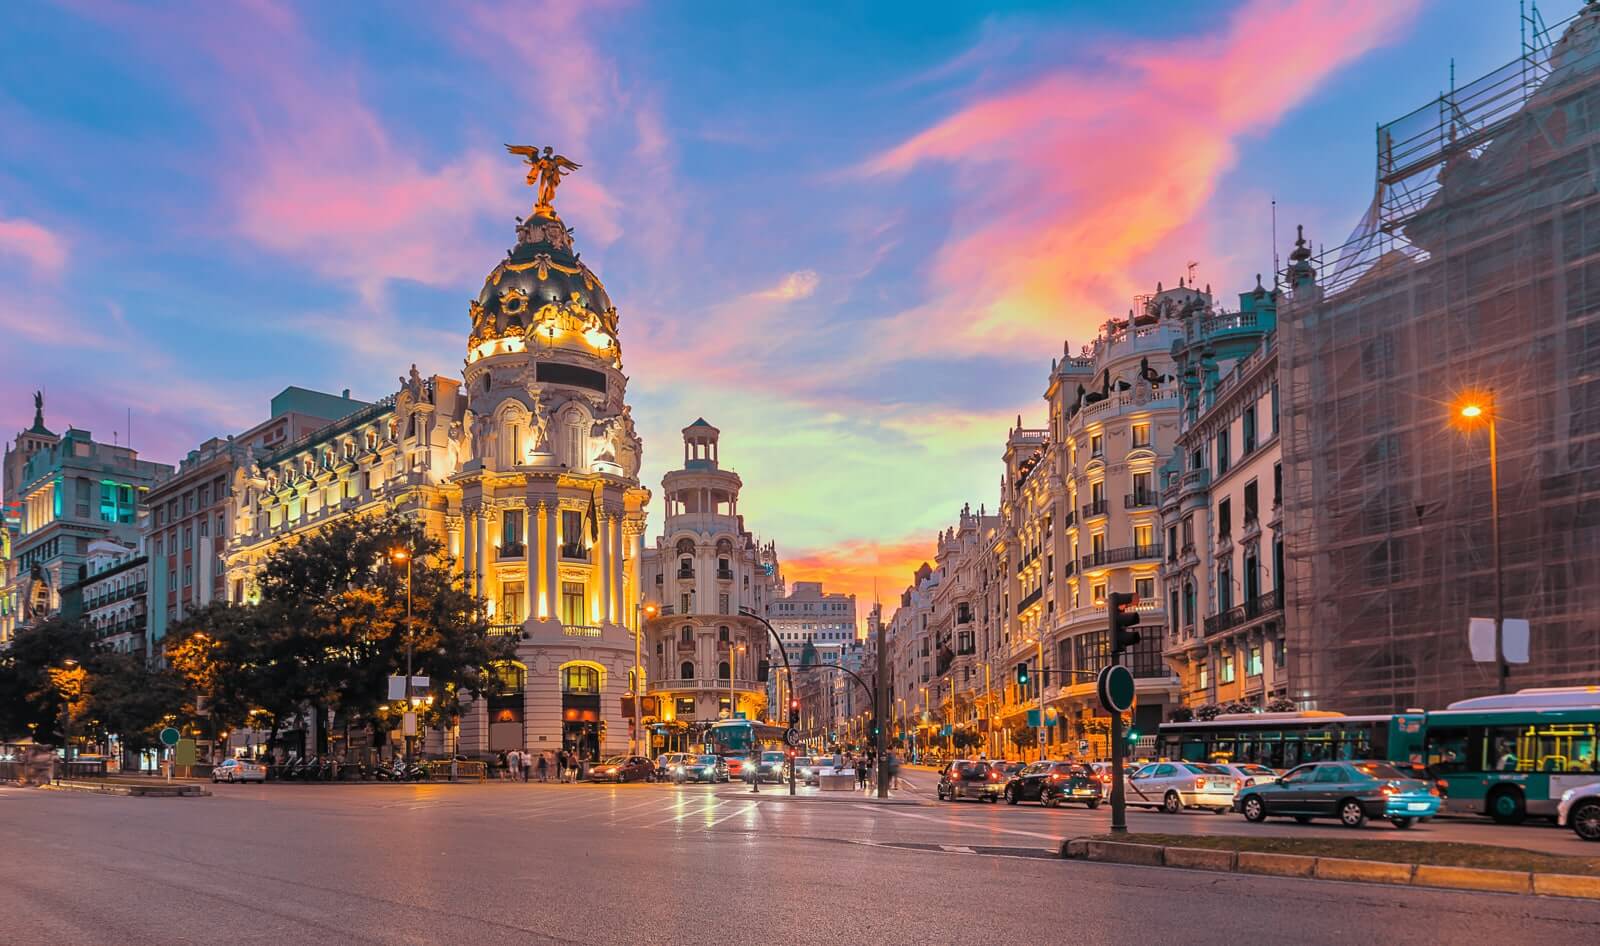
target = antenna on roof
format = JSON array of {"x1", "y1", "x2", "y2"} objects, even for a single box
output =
[{"x1": 1271, "y1": 198, "x2": 1281, "y2": 289}]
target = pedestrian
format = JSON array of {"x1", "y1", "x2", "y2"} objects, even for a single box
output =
[
  {"x1": 857, "y1": 757, "x2": 869, "y2": 790},
  {"x1": 537, "y1": 751, "x2": 549, "y2": 783},
  {"x1": 496, "y1": 750, "x2": 508, "y2": 780},
  {"x1": 508, "y1": 748, "x2": 523, "y2": 783}
]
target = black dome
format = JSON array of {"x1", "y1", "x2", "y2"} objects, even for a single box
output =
[{"x1": 470, "y1": 212, "x2": 613, "y2": 342}]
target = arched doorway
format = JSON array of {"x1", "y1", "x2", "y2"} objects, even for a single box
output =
[
  {"x1": 560, "y1": 661, "x2": 605, "y2": 762},
  {"x1": 487, "y1": 661, "x2": 526, "y2": 752}
]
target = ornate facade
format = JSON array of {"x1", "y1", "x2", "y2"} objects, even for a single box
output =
[
  {"x1": 224, "y1": 160, "x2": 651, "y2": 760},
  {"x1": 640, "y1": 421, "x2": 782, "y2": 748}
]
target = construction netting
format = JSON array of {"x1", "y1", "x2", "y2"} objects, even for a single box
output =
[{"x1": 1279, "y1": 4, "x2": 1600, "y2": 713}]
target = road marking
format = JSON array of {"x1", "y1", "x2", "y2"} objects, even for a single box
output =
[
  {"x1": 939, "y1": 845, "x2": 977, "y2": 854},
  {"x1": 647, "y1": 799, "x2": 724, "y2": 827},
  {"x1": 706, "y1": 802, "x2": 760, "y2": 827},
  {"x1": 854, "y1": 804, "x2": 1066, "y2": 842}
]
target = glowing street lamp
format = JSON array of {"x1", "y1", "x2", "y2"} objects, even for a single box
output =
[
  {"x1": 389, "y1": 546, "x2": 417, "y2": 760},
  {"x1": 1456, "y1": 393, "x2": 1507, "y2": 692}
]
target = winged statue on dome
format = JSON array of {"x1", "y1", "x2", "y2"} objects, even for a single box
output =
[{"x1": 505, "y1": 144, "x2": 581, "y2": 216}]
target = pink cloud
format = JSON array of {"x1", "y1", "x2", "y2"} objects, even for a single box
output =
[
  {"x1": 860, "y1": 0, "x2": 1423, "y2": 357},
  {"x1": 781, "y1": 537, "x2": 936, "y2": 629},
  {"x1": 0, "y1": 216, "x2": 67, "y2": 275}
]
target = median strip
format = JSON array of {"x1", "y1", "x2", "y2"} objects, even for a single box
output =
[{"x1": 1060, "y1": 834, "x2": 1600, "y2": 900}]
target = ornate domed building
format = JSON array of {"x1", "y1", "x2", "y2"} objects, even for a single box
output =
[{"x1": 226, "y1": 149, "x2": 652, "y2": 762}]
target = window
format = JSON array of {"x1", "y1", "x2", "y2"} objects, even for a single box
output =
[
  {"x1": 1273, "y1": 462, "x2": 1282, "y2": 506},
  {"x1": 1217, "y1": 564, "x2": 1232, "y2": 611},
  {"x1": 1271, "y1": 382, "x2": 1280, "y2": 434},
  {"x1": 1181, "y1": 515, "x2": 1193, "y2": 549},
  {"x1": 182, "y1": 565, "x2": 192, "y2": 587},
  {"x1": 502, "y1": 581, "x2": 525, "y2": 622},
  {"x1": 561, "y1": 665, "x2": 600, "y2": 695},
  {"x1": 1090, "y1": 433, "x2": 1104, "y2": 457},
  {"x1": 1090, "y1": 581, "x2": 1106, "y2": 605},
  {"x1": 561, "y1": 581, "x2": 586, "y2": 627},
  {"x1": 1248, "y1": 646, "x2": 1263, "y2": 677},
  {"x1": 1090, "y1": 480, "x2": 1105, "y2": 504},
  {"x1": 1167, "y1": 526, "x2": 1178, "y2": 562},
  {"x1": 198, "y1": 517, "x2": 208, "y2": 538},
  {"x1": 676, "y1": 697, "x2": 696, "y2": 716},
  {"x1": 501, "y1": 509, "x2": 525, "y2": 555},
  {"x1": 1134, "y1": 523, "x2": 1153, "y2": 550},
  {"x1": 1131, "y1": 471, "x2": 1153, "y2": 505},
  {"x1": 1243, "y1": 480, "x2": 1259, "y2": 525},
  {"x1": 1197, "y1": 662, "x2": 1209, "y2": 689},
  {"x1": 1216, "y1": 430, "x2": 1230, "y2": 475},
  {"x1": 1242, "y1": 405, "x2": 1257, "y2": 453},
  {"x1": 1274, "y1": 638, "x2": 1286, "y2": 669},
  {"x1": 1132, "y1": 422, "x2": 1150, "y2": 448},
  {"x1": 1221, "y1": 654, "x2": 1235, "y2": 684},
  {"x1": 717, "y1": 661, "x2": 731, "y2": 680},
  {"x1": 1135, "y1": 577, "x2": 1154, "y2": 602},
  {"x1": 1183, "y1": 581, "x2": 1196, "y2": 627},
  {"x1": 680, "y1": 592, "x2": 691, "y2": 614},
  {"x1": 560, "y1": 510, "x2": 585, "y2": 558},
  {"x1": 1217, "y1": 498, "x2": 1231, "y2": 539},
  {"x1": 1243, "y1": 551, "x2": 1260, "y2": 601},
  {"x1": 183, "y1": 527, "x2": 193, "y2": 551},
  {"x1": 680, "y1": 625, "x2": 693, "y2": 643},
  {"x1": 718, "y1": 593, "x2": 730, "y2": 615},
  {"x1": 718, "y1": 626, "x2": 730, "y2": 642}
]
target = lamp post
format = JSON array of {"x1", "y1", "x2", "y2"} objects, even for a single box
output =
[
  {"x1": 635, "y1": 602, "x2": 658, "y2": 756},
  {"x1": 390, "y1": 547, "x2": 416, "y2": 762},
  {"x1": 1459, "y1": 396, "x2": 1508, "y2": 693},
  {"x1": 730, "y1": 642, "x2": 747, "y2": 719},
  {"x1": 738, "y1": 607, "x2": 800, "y2": 795}
]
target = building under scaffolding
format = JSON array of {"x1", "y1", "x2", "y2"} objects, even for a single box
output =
[{"x1": 1280, "y1": 3, "x2": 1600, "y2": 713}]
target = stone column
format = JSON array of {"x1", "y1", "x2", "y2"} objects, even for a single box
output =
[
  {"x1": 463, "y1": 508, "x2": 477, "y2": 597},
  {"x1": 597, "y1": 511, "x2": 612, "y2": 624},
  {"x1": 612, "y1": 513, "x2": 626, "y2": 622},
  {"x1": 544, "y1": 501, "x2": 559, "y2": 621},
  {"x1": 524, "y1": 505, "x2": 537, "y2": 624},
  {"x1": 475, "y1": 508, "x2": 489, "y2": 606}
]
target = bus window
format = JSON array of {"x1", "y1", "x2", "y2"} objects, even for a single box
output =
[
  {"x1": 1425, "y1": 727, "x2": 1473, "y2": 775},
  {"x1": 1531, "y1": 723, "x2": 1596, "y2": 773},
  {"x1": 1487, "y1": 728, "x2": 1522, "y2": 771}
]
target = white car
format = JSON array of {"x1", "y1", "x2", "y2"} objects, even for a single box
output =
[
  {"x1": 211, "y1": 758, "x2": 267, "y2": 783},
  {"x1": 1215, "y1": 763, "x2": 1278, "y2": 792},
  {"x1": 1558, "y1": 781, "x2": 1600, "y2": 841},
  {"x1": 1125, "y1": 761, "x2": 1236, "y2": 813}
]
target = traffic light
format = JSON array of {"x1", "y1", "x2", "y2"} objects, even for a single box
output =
[
  {"x1": 1125, "y1": 726, "x2": 1140, "y2": 747},
  {"x1": 757, "y1": 660, "x2": 770, "y2": 683},
  {"x1": 1107, "y1": 591, "x2": 1141, "y2": 658},
  {"x1": 1015, "y1": 662, "x2": 1030, "y2": 686},
  {"x1": 789, "y1": 698, "x2": 800, "y2": 725}
]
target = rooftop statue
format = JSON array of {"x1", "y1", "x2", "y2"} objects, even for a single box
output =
[{"x1": 505, "y1": 144, "x2": 581, "y2": 216}]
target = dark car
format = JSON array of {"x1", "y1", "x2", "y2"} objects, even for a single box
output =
[
  {"x1": 589, "y1": 755, "x2": 656, "y2": 783},
  {"x1": 743, "y1": 750, "x2": 788, "y2": 784},
  {"x1": 1004, "y1": 761, "x2": 1102, "y2": 808},
  {"x1": 1235, "y1": 760, "x2": 1441, "y2": 828},
  {"x1": 990, "y1": 761, "x2": 1026, "y2": 783},
  {"x1": 674, "y1": 754, "x2": 729, "y2": 784},
  {"x1": 937, "y1": 759, "x2": 1002, "y2": 803}
]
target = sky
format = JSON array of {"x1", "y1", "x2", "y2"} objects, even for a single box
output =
[{"x1": 0, "y1": 0, "x2": 1569, "y2": 624}]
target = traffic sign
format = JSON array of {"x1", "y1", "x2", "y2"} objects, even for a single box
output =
[
  {"x1": 159, "y1": 727, "x2": 181, "y2": 747},
  {"x1": 1078, "y1": 739, "x2": 1090, "y2": 754},
  {"x1": 783, "y1": 727, "x2": 801, "y2": 748},
  {"x1": 1097, "y1": 665, "x2": 1135, "y2": 713}
]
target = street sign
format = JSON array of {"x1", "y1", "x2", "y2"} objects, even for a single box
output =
[
  {"x1": 1078, "y1": 739, "x2": 1090, "y2": 754},
  {"x1": 402, "y1": 711, "x2": 418, "y2": 736},
  {"x1": 1026, "y1": 709, "x2": 1041, "y2": 728},
  {"x1": 1097, "y1": 665, "x2": 1135, "y2": 713},
  {"x1": 783, "y1": 727, "x2": 801, "y2": 748},
  {"x1": 175, "y1": 738, "x2": 197, "y2": 766},
  {"x1": 158, "y1": 727, "x2": 180, "y2": 747}
]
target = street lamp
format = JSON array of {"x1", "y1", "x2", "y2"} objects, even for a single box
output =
[
  {"x1": 1457, "y1": 394, "x2": 1508, "y2": 693},
  {"x1": 389, "y1": 547, "x2": 416, "y2": 762},
  {"x1": 633, "y1": 601, "x2": 658, "y2": 756}
]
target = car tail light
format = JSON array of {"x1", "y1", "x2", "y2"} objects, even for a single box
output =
[
  {"x1": 1194, "y1": 777, "x2": 1206, "y2": 789},
  {"x1": 1243, "y1": 778, "x2": 1254, "y2": 787},
  {"x1": 1380, "y1": 783, "x2": 1398, "y2": 796},
  {"x1": 1429, "y1": 785, "x2": 1441, "y2": 797}
]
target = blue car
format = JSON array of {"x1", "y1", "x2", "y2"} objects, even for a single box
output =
[{"x1": 1234, "y1": 760, "x2": 1442, "y2": 829}]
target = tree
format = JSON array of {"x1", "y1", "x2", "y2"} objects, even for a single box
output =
[
  {"x1": 1010, "y1": 725, "x2": 1038, "y2": 750},
  {"x1": 1168, "y1": 706, "x2": 1195, "y2": 723},
  {"x1": 1266, "y1": 697, "x2": 1297, "y2": 713},
  {"x1": 0, "y1": 617, "x2": 96, "y2": 742},
  {"x1": 951, "y1": 727, "x2": 981, "y2": 751},
  {"x1": 1194, "y1": 702, "x2": 1223, "y2": 721},
  {"x1": 1220, "y1": 699, "x2": 1255, "y2": 715},
  {"x1": 84, "y1": 651, "x2": 187, "y2": 764}
]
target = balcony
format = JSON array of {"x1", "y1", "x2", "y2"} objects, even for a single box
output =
[
  {"x1": 487, "y1": 623, "x2": 523, "y2": 637},
  {"x1": 563, "y1": 624, "x2": 602, "y2": 638},
  {"x1": 1081, "y1": 499, "x2": 1109, "y2": 519},
  {"x1": 1080, "y1": 544, "x2": 1162, "y2": 570},
  {"x1": 1063, "y1": 510, "x2": 1076, "y2": 529},
  {"x1": 1124, "y1": 492, "x2": 1156, "y2": 509},
  {"x1": 676, "y1": 639, "x2": 697, "y2": 653},
  {"x1": 1203, "y1": 589, "x2": 1284, "y2": 637},
  {"x1": 677, "y1": 567, "x2": 695, "y2": 579},
  {"x1": 561, "y1": 543, "x2": 590, "y2": 562},
  {"x1": 1016, "y1": 586, "x2": 1043, "y2": 615},
  {"x1": 716, "y1": 568, "x2": 734, "y2": 581},
  {"x1": 499, "y1": 542, "x2": 526, "y2": 559},
  {"x1": 1179, "y1": 468, "x2": 1211, "y2": 496}
]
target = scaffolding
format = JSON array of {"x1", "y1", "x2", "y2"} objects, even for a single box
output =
[{"x1": 1279, "y1": 2, "x2": 1600, "y2": 713}]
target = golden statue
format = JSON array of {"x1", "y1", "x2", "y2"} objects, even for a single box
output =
[{"x1": 505, "y1": 144, "x2": 581, "y2": 216}]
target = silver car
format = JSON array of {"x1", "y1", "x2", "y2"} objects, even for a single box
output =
[
  {"x1": 211, "y1": 758, "x2": 267, "y2": 783},
  {"x1": 1125, "y1": 761, "x2": 1236, "y2": 813},
  {"x1": 1215, "y1": 762, "x2": 1278, "y2": 792}
]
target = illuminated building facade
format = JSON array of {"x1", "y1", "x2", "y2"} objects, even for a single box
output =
[
  {"x1": 640, "y1": 421, "x2": 782, "y2": 746},
  {"x1": 225, "y1": 163, "x2": 653, "y2": 760}
]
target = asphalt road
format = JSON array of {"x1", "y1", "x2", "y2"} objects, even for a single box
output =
[{"x1": 3, "y1": 779, "x2": 1598, "y2": 946}]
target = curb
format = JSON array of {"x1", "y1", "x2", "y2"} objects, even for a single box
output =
[
  {"x1": 1060, "y1": 838, "x2": 1599, "y2": 901},
  {"x1": 44, "y1": 781, "x2": 210, "y2": 798}
]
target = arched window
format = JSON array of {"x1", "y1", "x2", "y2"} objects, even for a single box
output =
[
  {"x1": 680, "y1": 661, "x2": 695, "y2": 680},
  {"x1": 681, "y1": 625, "x2": 693, "y2": 642},
  {"x1": 562, "y1": 665, "x2": 600, "y2": 695},
  {"x1": 717, "y1": 661, "x2": 731, "y2": 680},
  {"x1": 675, "y1": 538, "x2": 695, "y2": 555},
  {"x1": 718, "y1": 625, "x2": 730, "y2": 642}
]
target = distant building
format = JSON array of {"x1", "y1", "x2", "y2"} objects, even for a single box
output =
[
  {"x1": 1, "y1": 395, "x2": 171, "y2": 647},
  {"x1": 59, "y1": 538, "x2": 148, "y2": 658},
  {"x1": 639, "y1": 420, "x2": 783, "y2": 750}
]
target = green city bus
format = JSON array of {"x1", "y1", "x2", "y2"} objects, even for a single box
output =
[{"x1": 1159, "y1": 687, "x2": 1600, "y2": 824}]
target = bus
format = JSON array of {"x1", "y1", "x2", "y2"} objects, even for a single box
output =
[
  {"x1": 1158, "y1": 687, "x2": 1600, "y2": 824},
  {"x1": 705, "y1": 719, "x2": 787, "y2": 758}
]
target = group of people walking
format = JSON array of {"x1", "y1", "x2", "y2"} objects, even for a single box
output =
[{"x1": 497, "y1": 748, "x2": 588, "y2": 782}]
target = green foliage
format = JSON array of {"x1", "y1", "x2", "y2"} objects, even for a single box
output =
[
  {"x1": 84, "y1": 651, "x2": 187, "y2": 751},
  {"x1": 1193, "y1": 702, "x2": 1223, "y2": 721},
  {"x1": 1266, "y1": 697, "x2": 1298, "y2": 713},
  {"x1": 951, "y1": 727, "x2": 981, "y2": 751},
  {"x1": 1168, "y1": 705, "x2": 1195, "y2": 723},
  {"x1": 1010, "y1": 726, "x2": 1038, "y2": 750}
]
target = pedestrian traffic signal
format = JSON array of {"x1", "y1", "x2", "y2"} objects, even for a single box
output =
[
  {"x1": 1016, "y1": 662, "x2": 1029, "y2": 686},
  {"x1": 1107, "y1": 591, "x2": 1141, "y2": 658}
]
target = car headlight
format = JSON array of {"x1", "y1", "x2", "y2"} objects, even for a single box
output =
[{"x1": 673, "y1": 766, "x2": 684, "y2": 773}]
